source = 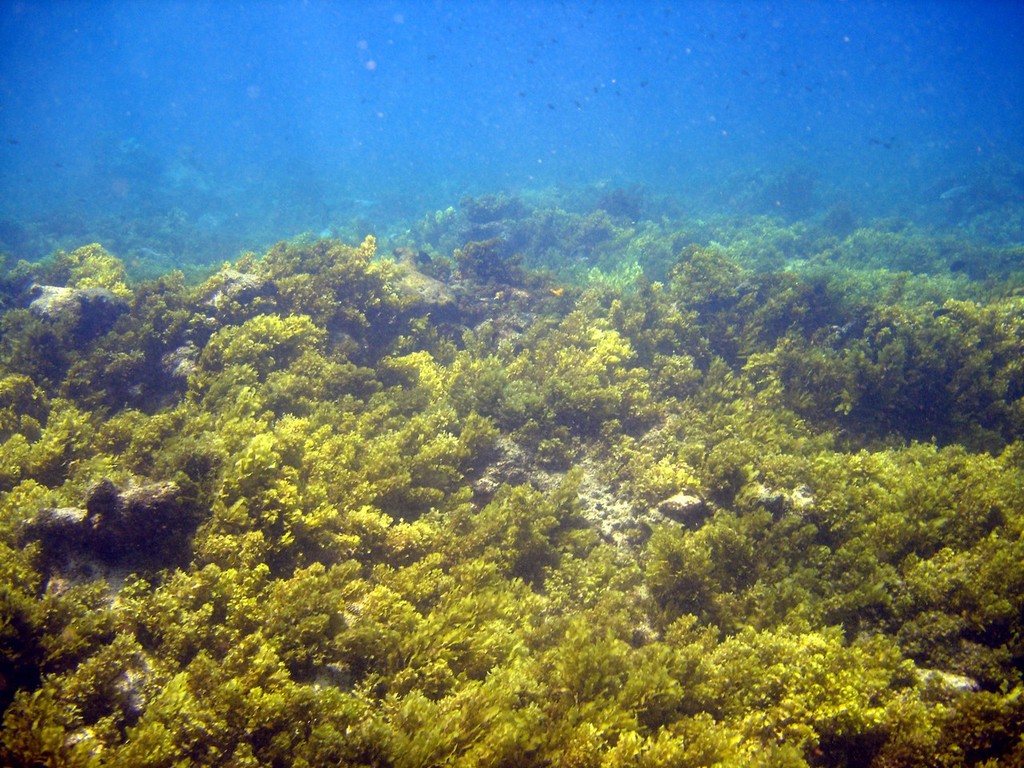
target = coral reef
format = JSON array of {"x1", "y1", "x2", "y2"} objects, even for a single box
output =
[{"x1": 1, "y1": 208, "x2": 1023, "y2": 766}]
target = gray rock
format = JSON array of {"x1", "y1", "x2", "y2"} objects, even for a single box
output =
[
  {"x1": 657, "y1": 490, "x2": 709, "y2": 527},
  {"x1": 390, "y1": 252, "x2": 467, "y2": 327},
  {"x1": 22, "y1": 478, "x2": 196, "y2": 567},
  {"x1": 790, "y1": 484, "x2": 815, "y2": 513},
  {"x1": 29, "y1": 285, "x2": 79, "y2": 320},
  {"x1": 161, "y1": 342, "x2": 199, "y2": 380},
  {"x1": 752, "y1": 484, "x2": 787, "y2": 516},
  {"x1": 917, "y1": 668, "x2": 980, "y2": 693},
  {"x1": 29, "y1": 284, "x2": 128, "y2": 335},
  {"x1": 88, "y1": 479, "x2": 191, "y2": 562},
  {"x1": 751, "y1": 483, "x2": 815, "y2": 517},
  {"x1": 201, "y1": 268, "x2": 270, "y2": 310},
  {"x1": 313, "y1": 662, "x2": 355, "y2": 690},
  {"x1": 392, "y1": 260, "x2": 455, "y2": 309},
  {"x1": 19, "y1": 507, "x2": 88, "y2": 558}
]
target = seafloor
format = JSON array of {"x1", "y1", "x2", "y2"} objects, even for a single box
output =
[{"x1": 1, "y1": 189, "x2": 1023, "y2": 766}]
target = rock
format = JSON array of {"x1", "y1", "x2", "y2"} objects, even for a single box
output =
[
  {"x1": 90, "y1": 479, "x2": 191, "y2": 562},
  {"x1": 657, "y1": 490, "x2": 709, "y2": 527},
  {"x1": 751, "y1": 483, "x2": 815, "y2": 517},
  {"x1": 161, "y1": 341, "x2": 199, "y2": 380},
  {"x1": 22, "y1": 478, "x2": 196, "y2": 568},
  {"x1": 572, "y1": 455, "x2": 651, "y2": 549},
  {"x1": 29, "y1": 284, "x2": 128, "y2": 336},
  {"x1": 114, "y1": 662, "x2": 149, "y2": 724},
  {"x1": 29, "y1": 284, "x2": 77, "y2": 320},
  {"x1": 391, "y1": 259, "x2": 455, "y2": 310},
  {"x1": 19, "y1": 507, "x2": 88, "y2": 559},
  {"x1": 201, "y1": 268, "x2": 271, "y2": 310},
  {"x1": 916, "y1": 668, "x2": 980, "y2": 693},
  {"x1": 752, "y1": 484, "x2": 787, "y2": 516},
  {"x1": 470, "y1": 437, "x2": 535, "y2": 504},
  {"x1": 313, "y1": 662, "x2": 355, "y2": 690},
  {"x1": 790, "y1": 484, "x2": 815, "y2": 513}
]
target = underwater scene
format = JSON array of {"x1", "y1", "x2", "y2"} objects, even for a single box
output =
[{"x1": 1, "y1": 1, "x2": 1023, "y2": 766}]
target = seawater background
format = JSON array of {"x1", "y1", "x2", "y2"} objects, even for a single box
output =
[{"x1": 1, "y1": 0, "x2": 1022, "y2": 266}]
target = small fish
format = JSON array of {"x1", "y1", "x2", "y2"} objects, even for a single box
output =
[{"x1": 940, "y1": 185, "x2": 970, "y2": 200}]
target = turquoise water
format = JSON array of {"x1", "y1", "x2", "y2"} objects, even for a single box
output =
[{"x1": 1, "y1": 0, "x2": 1021, "y2": 264}]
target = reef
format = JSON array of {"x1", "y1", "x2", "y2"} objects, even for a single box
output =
[{"x1": 0, "y1": 206, "x2": 1023, "y2": 766}]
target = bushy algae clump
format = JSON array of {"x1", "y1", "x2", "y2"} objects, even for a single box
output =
[{"x1": 0, "y1": 207, "x2": 1023, "y2": 767}]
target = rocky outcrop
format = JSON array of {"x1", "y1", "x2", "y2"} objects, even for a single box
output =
[
  {"x1": 916, "y1": 668, "x2": 980, "y2": 693},
  {"x1": 29, "y1": 284, "x2": 128, "y2": 337},
  {"x1": 161, "y1": 341, "x2": 200, "y2": 380},
  {"x1": 391, "y1": 254, "x2": 457, "y2": 312},
  {"x1": 656, "y1": 490, "x2": 710, "y2": 528},
  {"x1": 748, "y1": 483, "x2": 815, "y2": 518},
  {"x1": 22, "y1": 478, "x2": 197, "y2": 568},
  {"x1": 201, "y1": 268, "x2": 271, "y2": 311}
]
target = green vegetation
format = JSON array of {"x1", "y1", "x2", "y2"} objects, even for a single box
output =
[{"x1": 1, "y1": 204, "x2": 1023, "y2": 766}]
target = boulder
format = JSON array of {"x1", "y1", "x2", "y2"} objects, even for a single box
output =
[
  {"x1": 161, "y1": 341, "x2": 200, "y2": 380},
  {"x1": 750, "y1": 483, "x2": 815, "y2": 518},
  {"x1": 657, "y1": 490, "x2": 710, "y2": 528},
  {"x1": 29, "y1": 284, "x2": 128, "y2": 336},
  {"x1": 19, "y1": 507, "x2": 88, "y2": 556},
  {"x1": 916, "y1": 668, "x2": 980, "y2": 693},
  {"x1": 391, "y1": 258, "x2": 455, "y2": 310},
  {"x1": 22, "y1": 478, "x2": 196, "y2": 568},
  {"x1": 201, "y1": 268, "x2": 273, "y2": 312}
]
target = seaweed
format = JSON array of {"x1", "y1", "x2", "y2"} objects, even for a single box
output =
[{"x1": 1, "y1": 217, "x2": 1023, "y2": 766}]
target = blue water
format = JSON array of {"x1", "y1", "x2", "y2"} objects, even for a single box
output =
[{"x1": 1, "y1": 0, "x2": 1022, "y2": 263}]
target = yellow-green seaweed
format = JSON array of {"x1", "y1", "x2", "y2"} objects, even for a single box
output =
[{"x1": 1, "y1": 216, "x2": 1023, "y2": 767}]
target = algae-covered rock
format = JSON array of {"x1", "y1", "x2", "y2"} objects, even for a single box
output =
[
  {"x1": 656, "y1": 489, "x2": 709, "y2": 527},
  {"x1": 29, "y1": 284, "x2": 128, "y2": 336},
  {"x1": 22, "y1": 478, "x2": 194, "y2": 567},
  {"x1": 160, "y1": 341, "x2": 200, "y2": 380},
  {"x1": 390, "y1": 253, "x2": 457, "y2": 315},
  {"x1": 18, "y1": 506, "x2": 87, "y2": 557},
  {"x1": 200, "y1": 266, "x2": 273, "y2": 313}
]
